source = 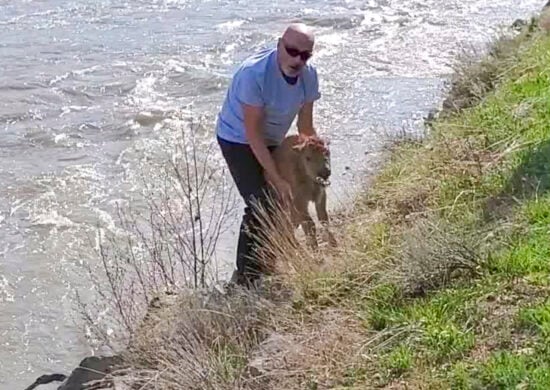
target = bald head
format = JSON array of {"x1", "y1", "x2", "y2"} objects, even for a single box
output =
[
  {"x1": 277, "y1": 23, "x2": 315, "y2": 77},
  {"x1": 282, "y1": 23, "x2": 315, "y2": 48}
]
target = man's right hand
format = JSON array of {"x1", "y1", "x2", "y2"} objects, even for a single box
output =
[
  {"x1": 242, "y1": 103, "x2": 293, "y2": 205},
  {"x1": 272, "y1": 176, "x2": 293, "y2": 205},
  {"x1": 242, "y1": 103, "x2": 293, "y2": 204}
]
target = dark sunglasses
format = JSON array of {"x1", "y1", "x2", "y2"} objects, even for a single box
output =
[{"x1": 284, "y1": 45, "x2": 312, "y2": 62}]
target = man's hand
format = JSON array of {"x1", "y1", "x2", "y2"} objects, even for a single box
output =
[
  {"x1": 264, "y1": 169, "x2": 293, "y2": 205},
  {"x1": 242, "y1": 103, "x2": 291, "y2": 204},
  {"x1": 272, "y1": 176, "x2": 293, "y2": 205}
]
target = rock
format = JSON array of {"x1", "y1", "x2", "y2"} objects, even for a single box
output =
[
  {"x1": 57, "y1": 355, "x2": 122, "y2": 390},
  {"x1": 22, "y1": 356, "x2": 122, "y2": 390},
  {"x1": 246, "y1": 333, "x2": 298, "y2": 377},
  {"x1": 511, "y1": 18, "x2": 528, "y2": 30},
  {"x1": 23, "y1": 373, "x2": 67, "y2": 390},
  {"x1": 423, "y1": 108, "x2": 439, "y2": 128}
]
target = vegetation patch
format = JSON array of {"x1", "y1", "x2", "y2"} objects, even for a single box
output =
[{"x1": 79, "y1": 14, "x2": 550, "y2": 390}]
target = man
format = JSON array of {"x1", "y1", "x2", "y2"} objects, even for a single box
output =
[{"x1": 216, "y1": 23, "x2": 321, "y2": 287}]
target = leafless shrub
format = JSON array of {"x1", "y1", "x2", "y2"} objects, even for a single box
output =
[
  {"x1": 390, "y1": 218, "x2": 486, "y2": 296},
  {"x1": 77, "y1": 114, "x2": 238, "y2": 352}
]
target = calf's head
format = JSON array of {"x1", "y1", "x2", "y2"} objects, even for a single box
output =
[{"x1": 293, "y1": 135, "x2": 332, "y2": 185}]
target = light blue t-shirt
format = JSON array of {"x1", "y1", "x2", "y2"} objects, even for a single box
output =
[{"x1": 216, "y1": 47, "x2": 321, "y2": 146}]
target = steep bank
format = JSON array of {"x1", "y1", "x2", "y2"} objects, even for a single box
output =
[{"x1": 33, "y1": 9, "x2": 550, "y2": 390}]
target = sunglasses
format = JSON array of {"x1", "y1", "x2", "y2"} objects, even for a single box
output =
[{"x1": 283, "y1": 44, "x2": 312, "y2": 62}]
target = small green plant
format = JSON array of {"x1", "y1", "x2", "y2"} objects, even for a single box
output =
[
  {"x1": 480, "y1": 352, "x2": 529, "y2": 388},
  {"x1": 448, "y1": 362, "x2": 477, "y2": 390},
  {"x1": 518, "y1": 301, "x2": 550, "y2": 340},
  {"x1": 213, "y1": 343, "x2": 248, "y2": 383},
  {"x1": 423, "y1": 321, "x2": 475, "y2": 362},
  {"x1": 365, "y1": 283, "x2": 404, "y2": 330},
  {"x1": 382, "y1": 345, "x2": 414, "y2": 379}
]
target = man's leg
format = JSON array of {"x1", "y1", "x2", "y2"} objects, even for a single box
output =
[{"x1": 217, "y1": 136, "x2": 276, "y2": 285}]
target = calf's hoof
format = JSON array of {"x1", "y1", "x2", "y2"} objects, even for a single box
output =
[
  {"x1": 324, "y1": 231, "x2": 338, "y2": 247},
  {"x1": 306, "y1": 236, "x2": 318, "y2": 250}
]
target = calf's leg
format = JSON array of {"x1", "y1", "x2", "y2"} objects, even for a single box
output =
[
  {"x1": 315, "y1": 189, "x2": 337, "y2": 247},
  {"x1": 295, "y1": 199, "x2": 318, "y2": 249}
]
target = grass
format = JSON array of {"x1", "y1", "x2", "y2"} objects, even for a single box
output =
[
  {"x1": 331, "y1": 21, "x2": 550, "y2": 388},
  {"x1": 308, "y1": 20, "x2": 550, "y2": 388},
  {"x1": 87, "y1": 16, "x2": 550, "y2": 390}
]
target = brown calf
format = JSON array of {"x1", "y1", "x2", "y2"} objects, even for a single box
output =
[{"x1": 270, "y1": 134, "x2": 337, "y2": 249}]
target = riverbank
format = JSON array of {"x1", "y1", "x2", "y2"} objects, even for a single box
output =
[{"x1": 58, "y1": 11, "x2": 550, "y2": 390}]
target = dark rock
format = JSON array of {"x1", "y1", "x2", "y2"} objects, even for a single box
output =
[
  {"x1": 21, "y1": 356, "x2": 122, "y2": 390},
  {"x1": 512, "y1": 18, "x2": 528, "y2": 30},
  {"x1": 24, "y1": 373, "x2": 67, "y2": 390},
  {"x1": 57, "y1": 355, "x2": 122, "y2": 390},
  {"x1": 423, "y1": 107, "x2": 440, "y2": 129}
]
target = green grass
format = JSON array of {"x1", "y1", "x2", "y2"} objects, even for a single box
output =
[
  {"x1": 381, "y1": 345, "x2": 414, "y2": 379},
  {"x1": 305, "y1": 26, "x2": 550, "y2": 389},
  {"x1": 214, "y1": 342, "x2": 248, "y2": 383},
  {"x1": 446, "y1": 351, "x2": 550, "y2": 390}
]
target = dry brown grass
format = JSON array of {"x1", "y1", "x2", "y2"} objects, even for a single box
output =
[
  {"x1": 82, "y1": 187, "x2": 381, "y2": 389},
  {"x1": 75, "y1": 187, "x2": 354, "y2": 389},
  {"x1": 245, "y1": 308, "x2": 367, "y2": 390},
  {"x1": 99, "y1": 288, "x2": 277, "y2": 389},
  {"x1": 102, "y1": 302, "x2": 369, "y2": 390},
  {"x1": 90, "y1": 271, "x2": 369, "y2": 390}
]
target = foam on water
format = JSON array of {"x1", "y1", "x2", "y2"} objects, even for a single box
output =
[
  {"x1": 0, "y1": 276, "x2": 15, "y2": 303},
  {"x1": 313, "y1": 31, "x2": 350, "y2": 58},
  {"x1": 30, "y1": 210, "x2": 76, "y2": 229},
  {"x1": 217, "y1": 19, "x2": 246, "y2": 32}
]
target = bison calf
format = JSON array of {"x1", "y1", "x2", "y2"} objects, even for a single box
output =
[{"x1": 270, "y1": 134, "x2": 337, "y2": 249}]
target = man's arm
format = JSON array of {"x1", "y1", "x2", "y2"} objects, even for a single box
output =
[
  {"x1": 297, "y1": 101, "x2": 317, "y2": 137},
  {"x1": 234, "y1": 68, "x2": 292, "y2": 201},
  {"x1": 243, "y1": 103, "x2": 293, "y2": 202},
  {"x1": 243, "y1": 104, "x2": 280, "y2": 181},
  {"x1": 233, "y1": 70, "x2": 281, "y2": 184}
]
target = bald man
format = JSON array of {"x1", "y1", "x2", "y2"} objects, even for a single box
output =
[{"x1": 216, "y1": 23, "x2": 321, "y2": 287}]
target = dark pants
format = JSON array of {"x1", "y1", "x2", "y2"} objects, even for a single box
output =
[{"x1": 217, "y1": 136, "x2": 277, "y2": 283}]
